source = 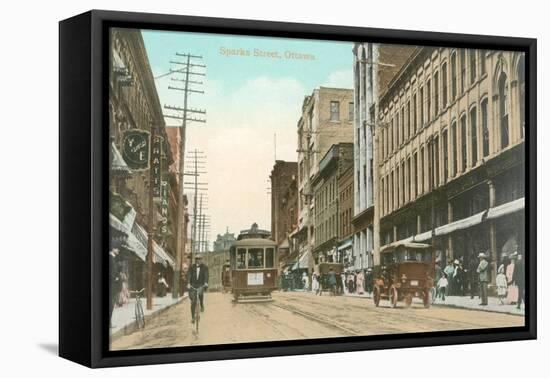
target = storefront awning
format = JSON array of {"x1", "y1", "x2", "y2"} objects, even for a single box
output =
[
  {"x1": 413, "y1": 231, "x2": 432, "y2": 242},
  {"x1": 337, "y1": 238, "x2": 353, "y2": 251},
  {"x1": 486, "y1": 197, "x2": 524, "y2": 220},
  {"x1": 434, "y1": 210, "x2": 486, "y2": 237},
  {"x1": 133, "y1": 223, "x2": 175, "y2": 269},
  {"x1": 111, "y1": 142, "x2": 132, "y2": 175},
  {"x1": 292, "y1": 250, "x2": 310, "y2": 270}
]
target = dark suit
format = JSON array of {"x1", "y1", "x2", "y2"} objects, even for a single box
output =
[
  {"x1": 109, "y1": 253, "x2": 121, "y2": 323},
  {"x1": 187, "y1": 263, "x2": 209, "y2": 318}
]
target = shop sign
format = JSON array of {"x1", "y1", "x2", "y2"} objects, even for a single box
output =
[{"x1": 121, "y1": 129, "x2": 150, "y2": 170}]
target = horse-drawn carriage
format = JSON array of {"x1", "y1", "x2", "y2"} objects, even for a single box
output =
[{"x1": 373, "y1": 242, "x2": 435, "y2": 308}]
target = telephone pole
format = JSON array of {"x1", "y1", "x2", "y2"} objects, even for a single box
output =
[
  {"x1": 163, "y1": 53, "x2": 206, "y2": 299},
  {"x1": 184, "y1": 149, "x2": 208, "y2": 262}
]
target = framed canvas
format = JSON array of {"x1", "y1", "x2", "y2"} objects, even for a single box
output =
[{"x1": 59, "y1": 10, "x2": 537, "y2": 368}]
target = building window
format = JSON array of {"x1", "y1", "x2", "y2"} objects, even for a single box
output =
[
  {"x1": 451, "y1": 53, "x2": 457, "y2": 100},
  {"x1": 460, "y1": 49, "x2": 466, "y2": 93},
  {"x1": 518, "y1": 56, "x2": 525, "y2": 138},
  {"x1": 407, "y1": 157, "x2": 411, "y2": 202},
  {"x1": 480, "y1": 50, "x2": 486, "y2": 76},
  {"x1": 470, "y1": 50, "x2": 477, "y2": 84},
  {"x1": 434, "y1": 72, "x2": 439, "y2": 115},
  {"x1": 396, "y1": 112, "x2": 401, "y2": 146},
  {"x1": 451, "y1": 121, "x2": 458, "y2": 176},
  {"x1": 481, "y1": 99, "x2": 489, "y2": 157},
  {"x1": 434, "y1": 135, "x2": 440, "y2": 187},
  {"x1": 391, "y1": 116, "x2": 395, "y2": 152},
  {"x1": 401, "y1": 107, "x2": 405, "y2": 143},
  {"x1": 330, "y1": 101, "x2": 340, "y2": 121},
  {"x1": 442, "y1": 62, "x2": 448, "y2": 107},
  {"x1": 443, "y1": 129, "x2": 449, "y2": 183},
  {"x1": 390, "y1": 171, "x2": 394, "y2": 212},
  {"x1": 499, "y1": 73, "x2": 510, "y2": 149},
  {"x1": 420, "y1": 146, "x2": 425, "y2": 194},
  {"x1": 395, "y1": 164, "x2": 401, "y2": 209},
  {"x1": 406, "y1": 100, "x2": 411, "y2": 140},
  {"x1": 426, "y1": 79, "x2": 431, "y2": 123},
  {"x1": 413, "y1": 152, "x2": 418, "y2": 198},
  {"x1": 460, "y1": 115, "x2": 467, "y2": 171},
  {"x1": 419, "y1": 86, "x2": 424, "y2": 127},
  {"x1": 401, "y1": 162, "x2": 405, "y2": 205},
  {"x1": 412, "y1": 93, "x2": 417, "y2": 134},
  {"x1": 470, "y1": 107, "x2": 478, "y2": 166},
  {"x1": 349, "y1": 102, "x2": 354, "y2": 121}
]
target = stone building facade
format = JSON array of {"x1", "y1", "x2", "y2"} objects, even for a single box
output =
[
  {"x1": 109, "y1": 28, "x2": 178, "y2": 291},
  {"x1": 352, "y1": 43, "x2": 415, "y2": 268},
  {"x1": 270, "y1": 160, "x2": 298, "y2": 268},
  {"x1": 375, "y1": 46, "x2": 526, "y2": 283},
  {"x1": 213, "y1": 229, "x2": 237, "y2": 252},
  {"x1": 312, "y1": 143, "x2": 353, "y2": 265},
  {"x1": 292, "y1": 87, "x2": 354, "y2": 274},
  {"x1": 337, "y1": 164, "x2": 354, "y2": 270}
]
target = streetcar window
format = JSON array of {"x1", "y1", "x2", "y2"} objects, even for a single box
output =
[
  {"x1": 237, "y1": 248, "x2": 246, "y2": 269},
  {"x1": 265, "y1": 248, "x2": 274, "y2": 268},
  {"x1": 248, "y1": 248, "x2": 264, "y2": 268}
]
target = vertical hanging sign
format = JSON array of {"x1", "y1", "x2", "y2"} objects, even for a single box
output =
[
  {"x1": 159, "y1": 181, "x2": 170, "y2": 236},
  {"x1": 151, "y1": 135, "x2": 163, "y2": 200}
]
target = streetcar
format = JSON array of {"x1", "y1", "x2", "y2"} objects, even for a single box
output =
[
  {"x1": 229, "y1": 223, "x2": 278, "y2": 302},
  {"x1": 372, "y1": 242, "x2": 435, "y2": 308}
]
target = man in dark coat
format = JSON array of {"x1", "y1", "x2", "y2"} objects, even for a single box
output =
[
  {"x1": 109, "y1": 248, "x2": 122, "y2": 326},
  {"x1": 187, "y1": 255, "x2": 209, "y2": 323},
  {"x1": 513, "y1": 253, "x2": 525, "y2": 309}
]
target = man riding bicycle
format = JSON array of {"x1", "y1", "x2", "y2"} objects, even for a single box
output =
[{"x1": 187, "y1": 255, "x2": 209, "y2": 324}]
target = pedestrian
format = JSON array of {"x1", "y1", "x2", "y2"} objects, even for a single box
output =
[
  {"x1": 476, "y1": 252, "x2": 490, "y2": 306},
  {"x1": 356, "y1": 270, "x2": 365, "y2": 295},
  {"x1": 454, "y1": 260, "x2": 465, "y2": 296},
  {"x1": 365, "y1": 268, "x2": 373, "y2": 296},
  {"x1": 187, "y1": 255, "x2": 209, "y2": 324},
  {"x1": 444, "y1": 260, "x2": 455, "y2": 295},
  {"x1": 302, "y1": 272, "x2": 309, "y2": 291},
  {"x1": 347, "y1": 272, "x2": 355, "y2": 293},
  {"x1": 513, "y1": 253, "x2": 525, "y2": 310},
  {"x1": 342, "y1": 273, "x2": 348, "y2": 294},
  {"x1": 156, "y1": 273, "x2": 169, "y2": 297},
  {"x1": 434, "y1": 261, "x2": 443, "y2": 298},
  {"x1": 506, "y1": 252, "x2": 519, "y2": 305},
  {"x1": 437, "y1": 273, "x2": 449, "y2": 301},
  {"x1": 118, "y1": 272, "x2": 129, "y2": 306},
  {"x1": 109, "y1": 247, "x2": 122, "y2": 326},
  {"x1": 328, "y1": 267, "x2": 337, "y2": 296},
  {"x1": 468, "y1": 257, "x2": 479, "y2": 299},
  {"x1": 312, "y1": 273, "x2": 320, "y2": 294},
  {"x1": 496, "y1": 264, "x2": 508, "y2": 305}
]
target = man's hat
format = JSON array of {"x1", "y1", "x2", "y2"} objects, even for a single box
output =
[
  {"x1": 195, "y1": 255, "x2": 203, "y2": 259},
  {"x1": 478, "y1": 252, "x2": 487, "y2": 258}
]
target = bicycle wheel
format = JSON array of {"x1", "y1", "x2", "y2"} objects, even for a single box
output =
[
  {"x1": 135, "y1": 300, "x2": 145, "y2": 329},
  {"x1": 195, "y1": 298, "x2": 200, "y2": 333}
]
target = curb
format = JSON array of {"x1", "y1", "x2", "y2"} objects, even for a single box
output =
[{"x1": 110, "y1": 295, "x2": 188, "y2": 343}]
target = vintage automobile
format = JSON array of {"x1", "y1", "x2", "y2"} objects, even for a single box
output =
[
  {"x1": 372, "y1": 242, "x2": 435, "y2": 308},
  {"x1": 317, "y1": 262, "x2": 344, "y2": 295}
]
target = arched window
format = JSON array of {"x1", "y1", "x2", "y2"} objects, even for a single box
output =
[
  {"x1": 499, "y1": 73, "x2": 510, "y2": 148},
  {"x1": 451, "y1": 121, "x2": 457, "y2": 176},
  {"x1": 460, "y1": 115, "x2": 467, "y2": 171},
  {"x1": 451, "y1": 53, "x2": 457, "y2": 100},
  {"x1": 518, "y1": 56, "x2": 525, "y2": 138},
  {"x1": 481, "y1": 98, "x2": 489, "y2": 157},
  {"x1": 470, "y1": 107, "x2": 478, "y2": 165}
]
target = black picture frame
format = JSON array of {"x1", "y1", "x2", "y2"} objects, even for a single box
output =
[{"x1": 59, "y1": 9, "x2": 537, "y2": 368}]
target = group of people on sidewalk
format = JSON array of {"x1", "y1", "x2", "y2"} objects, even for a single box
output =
[{"x1": 435, "y1": 250, "x2": 525, "y2": 308}]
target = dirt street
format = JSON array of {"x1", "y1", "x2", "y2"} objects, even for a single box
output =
[{"x1": 111, "y1": 291, "x2": 524, "y2": 350}]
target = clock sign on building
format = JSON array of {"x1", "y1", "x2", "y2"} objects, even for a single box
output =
[{"x1": 122, "y1": 129, "x2": 150, "y2": 170}]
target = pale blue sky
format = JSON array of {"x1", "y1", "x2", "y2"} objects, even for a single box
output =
[{"x1": 141, "y1": 29, "x2": 354, "y2": 243}]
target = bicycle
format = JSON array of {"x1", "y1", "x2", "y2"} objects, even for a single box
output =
[
  {"x1": 129, "y1": 288, "x2": 146, "y2": 329},
  {"x1": 190, "y1": 285, "x2": 205, "y2": 334}
]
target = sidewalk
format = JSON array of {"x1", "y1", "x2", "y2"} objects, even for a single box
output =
[
  {"x1": 339, "y1": 291, "x2": 524, "y2": 316},
  {"x1": 110, "y1": 293, "x2": 187, "y2": 340}
]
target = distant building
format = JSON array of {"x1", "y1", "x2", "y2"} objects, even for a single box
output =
[
  {"x1": 292, "y1": 87, "x2": 354, "y2": 274},
  {"x1": 338, "y1": 164, "x2": 354, "y2": 270},
  {"x1": 270, "y1": 160, "x2": 298, "y2": 268},
  {"x1": 213, "y1": 228, "x2": 237, "y2": 252},
  {"x1": 312, "y1": 143, "x2": 353, "y2": 265}
]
